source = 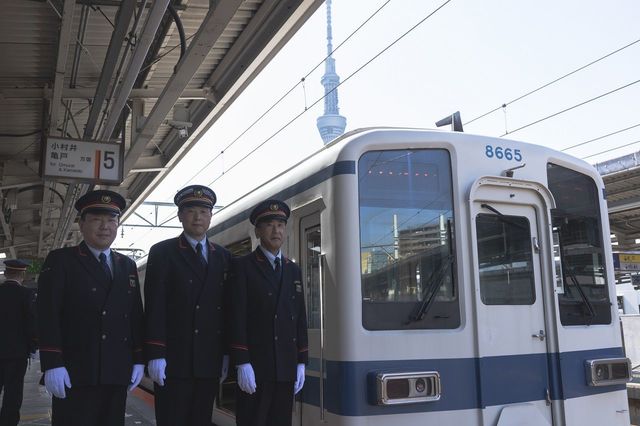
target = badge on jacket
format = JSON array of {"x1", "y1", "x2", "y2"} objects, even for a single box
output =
[
  {"x1": 294, "y1": 280, "x2": 302, "y2": 293},
  {"x1": 129, "y1": 275, "x2": 137, "y2": 288}
]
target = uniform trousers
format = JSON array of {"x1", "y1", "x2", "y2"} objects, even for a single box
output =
[
  {"x1": 0, "y1": 358, "x2": 27, "y2": 426},
  {"x1": 235, "y1": 381, "x2": 294, "y2": 426},
  {"x1": 154, "y1": 377, "x2": 218, "y2": 426},
  {"x1": 51, "y1": 384, "x2": 127, "y2": 426}
]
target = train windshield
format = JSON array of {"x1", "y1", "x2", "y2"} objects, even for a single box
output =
[
  {"x1": 358, "y1": 149, "x2": 459, "y2": 330},
  {"x1": 547, "y1": 163, "x2": 611, "y2": 325}
]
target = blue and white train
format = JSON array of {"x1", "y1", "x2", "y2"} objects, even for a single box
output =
[{"x1": 144, "y1": 128, "x2": 633, "y2": 425}]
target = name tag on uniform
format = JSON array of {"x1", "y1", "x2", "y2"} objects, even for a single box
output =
[
  {"x1": 129, "y1": 275, "x2": 137, "y2": 288},
  {"x1": 294, "y1": 280, "x2": 302, "y2": 293}
]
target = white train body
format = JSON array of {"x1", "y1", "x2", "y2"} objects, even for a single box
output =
[{"x1": 156, "y1": 128, "x2": 632, "y2": 425}]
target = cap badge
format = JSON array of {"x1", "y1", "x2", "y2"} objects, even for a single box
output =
[
  {"x1": 101, "y1": 195, "x2": 111, "y2": 203},
  {"x1": 270, "y1": 204, "x2": 279, "y2": 211},
  {"x1": 194, "y1": 189, "x2": 203, "y2": 198}
]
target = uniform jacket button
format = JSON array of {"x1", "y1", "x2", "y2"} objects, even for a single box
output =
[
  {"x1": 274, "y1": 314, "x2": 278, "y2": 319},
  {"x1": 102, "y1": 310, "x2": 107, "y2": 316},
  {"x1": 124, "y1": 314, "x2": 128, "y2": 318},
  {"x1": 102, "y1": 334, "x2": 107, "y2": 340},
  {"x1": 194, "y1": 329, "x2": 199, "y2": 334},
  {"x1": 268, "y1": 292, "x2": 272, "y2": 296},
  {"x1": 217, "y1": 306, "x2": 221, "y2": 310},
  {"x1": 124, "y1": 337, "x2": 128, "y2": 342},
  {"x1": 274, "y1": 336, "x2": 278, "y2": 341},
  {"x1": 293, "y1": 338, "x2": 296, "y2": 342},
  {"x1": 196, "y1": 305, "x2": 200, "y2": 310},
  {"x1": 92, "y1": 288, "x2": 97, "y2": 292}
]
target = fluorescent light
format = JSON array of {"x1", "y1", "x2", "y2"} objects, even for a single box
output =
[{"x1": 0, "y1": 253, "x2": 6, "y2": 259}]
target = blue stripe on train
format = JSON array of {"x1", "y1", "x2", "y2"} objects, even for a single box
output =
[
  {"x1": 209, "y1": 160, "x2": 356, "y2": 235},
  {"x1": 300, "y1": 347, "x2": 625, "y2": 416}
]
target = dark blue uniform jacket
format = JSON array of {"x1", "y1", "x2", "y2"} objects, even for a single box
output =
[
  {"x1": 230, "y1": 248, "x2": 308, "y2": 382},
  {"x1": 144, "y1": 234, "x2": 231, "y2": 379},
  {"x1": 37, "y1": 242, "x2": 144, "y2": 386}
]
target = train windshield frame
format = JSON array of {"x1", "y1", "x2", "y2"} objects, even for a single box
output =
[
  {"x1": 358, "y1": 149, "x2": 459, "y2": 330},
  {"x1": 547, "y1": 163, "x2": 612, "y2": 326}
]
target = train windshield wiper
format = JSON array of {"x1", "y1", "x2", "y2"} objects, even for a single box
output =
[
  {"x1": 481, "y1": 203, "x2": 527, "y2": 230},
  {"x1": 564, "y1": 267, "x2": 596, "y2": 322},
  {"x1": 406, "y1": 255, "x2": 454, "y2": 324}
]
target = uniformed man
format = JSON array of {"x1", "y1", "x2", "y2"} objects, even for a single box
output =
[
  {"x1": 231, "y1": 199, "x2": 308, "y2": 426},
  {"x1": 37, "y1": 190, "x2": 145, "y2": 426},
  {"x1": 0, "y1": 259, "x2": 36, "y2": 426},
  {"x1": 144, "y1": 184, "x2": 231, "y2": 426}
]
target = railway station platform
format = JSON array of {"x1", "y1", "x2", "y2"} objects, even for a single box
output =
[{"x1": 9, "y1": 354, "x2": 156, "y2": 425}]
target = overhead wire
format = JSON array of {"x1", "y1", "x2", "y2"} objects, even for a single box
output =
[
  {"x1": 561, "y1": 122, "x2": 640, "y2": 152},
  {"x1": 464, "y1": 37, "x2": 640, "y2": 126},
  {"x1": 206, "y1": 0, "x2": 453, "y2": 187},
  {"x1": 582, "y1": 139, "x2": 640, "y2": 160},
  {"x1": 181, "y1": 0, "x2": 395, "y2": 185},
  {"x1": 500, "y1": 78, "x2": 640, "y2": 137}
]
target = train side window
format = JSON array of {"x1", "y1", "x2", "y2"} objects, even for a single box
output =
[
  {"x1": 215, "y1": 237, "x2": 252, "y2": 416},
  {"x1": 225, "y1": 237, "x2": 252, "y2": 256},
  {"x1": 547, "y1": 163, "x2": 611, "y2": 326},
  {"x1": 301, "y1": 216, "x2": 321, "y2": 329},
  {"x1": 358, "y1": 149, "x2": 459, "y2": 330},
  {"x1": 476, "y1": 214, "x2": 535, "y2": 305}
]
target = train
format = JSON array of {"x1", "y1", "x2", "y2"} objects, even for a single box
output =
[{"x1": 138, "y1": 127, "x2": 632, "y2": 425}]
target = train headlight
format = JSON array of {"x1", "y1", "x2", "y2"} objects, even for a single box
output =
[
  {"x1": 375, "y1": 372, "x2": 441, "y2": 405},
  {"x1": 585, "y1": 358, "x2": 631, "y2": 386}
]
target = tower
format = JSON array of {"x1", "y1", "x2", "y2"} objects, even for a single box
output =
[{"x1": 316, "y1": 0, "x2": 346, "y2": 144}]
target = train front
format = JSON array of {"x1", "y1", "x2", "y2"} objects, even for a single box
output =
[{"x1": 311, "y1": 128, "x2": 631, "y2": 426}]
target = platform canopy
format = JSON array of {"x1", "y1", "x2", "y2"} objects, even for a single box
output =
[
  {"x1": 596, "y1": 151, "x2": 640, "y2": 252},
  {"x1": 0, "y1": 0, "x2": 322, "y2": 259}
]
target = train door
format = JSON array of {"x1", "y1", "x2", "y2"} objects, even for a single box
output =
[
  {"x1": 470, "y1": 179, "x2": 555, "y2": 425},
  {"x1": 295, "y1": 212, "x2": 323, "y2": 426}
]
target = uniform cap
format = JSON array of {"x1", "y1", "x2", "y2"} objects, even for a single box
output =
[
  {"x1": 250, "y1": 199, "x2": 290, "y2": 225},
  {"x1": 74, "y1": 190, "x2": 125, "y2": 216},
  {"x1": 174, "y1": 185, "x2": 216, "y2": 210},
  {"x1": 4, "y1": 259, "x2": 30, "y2": 272}
]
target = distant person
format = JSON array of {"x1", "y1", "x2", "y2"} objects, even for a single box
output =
[
  {"x1": 144, "y1": 185, "x2": 231, "y2": 426},
  {"x1": 231, "y1": 199, "x2": 308, "y2": 426},
  {"x1": 0, "y1": 259, "x2": 36, "y2": 426},
  {"x1": 37, "y1": 190, "x2": 145, "y2": 426}
]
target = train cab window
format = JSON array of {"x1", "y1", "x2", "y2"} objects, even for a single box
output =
[
  {"x1": 547, "y1": 163, "x2": 611, "y2": 326},
  {"x1": 476, "y1": 214, "x2": 535, "y2": 305},
  {"x1": 358, "y1": 149, "x2": 459, "y2": 330}
]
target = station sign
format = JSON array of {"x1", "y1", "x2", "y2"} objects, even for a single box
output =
[
  {"x1": 613, "y1": 253, "x2": 640, "y2": 272},
  {"x1": 41, "y1": 137, "x2": 124, "y2": 185}
]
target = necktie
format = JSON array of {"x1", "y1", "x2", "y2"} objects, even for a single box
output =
[
  {"x1": 99, "y1": 252, "x2": 112, "y2": 281},
  {"x1": 195, "y1": 243, "x2": 207, "y2": 269},
  {"x1": 274, "y1": 256, "x2": 281, "y2": 278}
]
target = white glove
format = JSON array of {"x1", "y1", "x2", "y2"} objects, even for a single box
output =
[
  {"x1": 294, "y1": 363, "x2": 305, "y2": 394},
  {"x1": 44, "y1": 367, "x2": 72, "y2": 398},
  {"x1": 128, "y1": 364, "x2": 145, "y2": 391},
  {"x1": 148, "y1": 358, "x2": 167, "y2": 386},
  {"x1": 220, "y1": 355, "x2": 229, "y2": 384},
  {"x1": 237, "y1": 363, "x2": 256, "y2": 394}
]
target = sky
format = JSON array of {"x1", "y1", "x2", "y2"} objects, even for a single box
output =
[{"x1": 115, "y1": 0, "x2": 640, "y2": 257}]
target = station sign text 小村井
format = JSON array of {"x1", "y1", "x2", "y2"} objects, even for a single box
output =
[{"x1": 41, "y1": 137, "x2": 124, "y2": 185}]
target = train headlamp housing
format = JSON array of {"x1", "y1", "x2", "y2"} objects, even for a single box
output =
[
  {"x1": 375, "y1": 371, "x2": 441, "y2": 405},
  {"x1": 585, "y1": 358, "x2": 631, "y2": 386}
]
